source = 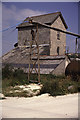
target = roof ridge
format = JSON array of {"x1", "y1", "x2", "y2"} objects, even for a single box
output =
[
  {"x1": 18, "y1": 11, "x2": 68, "y2": 29},
  {"x1": 24, "y1": 11, "x2": 61, "y2": 20}
]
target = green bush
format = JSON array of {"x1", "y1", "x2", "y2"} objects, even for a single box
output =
[
  {"x1": 40, "y1": 79, "x2": 65, "y2": 96},
  {"x1": 2, "y1": 64, "x2": 13, "y2": 79},
  {"x1": 2, "y1": 64, "x2": 29, "y2": 88},
  {"x1": 29, "y1": 73, "x2": 38, "y2": 81},
  {"x1": 40, "y1": 75, "x2": 79, "y2": 96},
  {"x1": 2, "y1": 65, "x2": 79, "y2": 97},
  {"x1": 13, "y1": 69, "x2": 28, "y2": 85}
]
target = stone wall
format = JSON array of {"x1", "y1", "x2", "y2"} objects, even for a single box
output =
[
  {"x1": 18, "y1": 16, "x2": 66, "y2": 56},
  {"x1": 50, "y1": 16, "x2": 66, "y2": 56},
  {"x1": 18, "y1": 26, "x2": 50, "y2": 47}
]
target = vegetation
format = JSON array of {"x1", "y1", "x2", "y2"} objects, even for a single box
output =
[
  {"x1": 2, "y1": 64, "x2": 29, "y2": 86},
  {"x1": 40, "y1": 74, "x2": 80, "y2": 96},
  {"x1": 2, "y1": 64, "x2": 29, "y2": 96},
  {"x1": 2, "y1": 64, "x2": 80, "y2": 97},
  {"x1": 67, "y1": 53, "x2": 80, "y2": 59}
]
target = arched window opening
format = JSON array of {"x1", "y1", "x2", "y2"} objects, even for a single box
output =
[{"x1": 57, "y1": 46, "x2": 60, "y2": 55}]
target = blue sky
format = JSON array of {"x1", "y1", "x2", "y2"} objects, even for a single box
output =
[{"x1": 2, "y1": 2, "x2": 79, "y2": 55}]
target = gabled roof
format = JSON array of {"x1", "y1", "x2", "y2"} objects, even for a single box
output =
[{"x1": 17, "y1": 12, "x2": 68, "y2": 29}]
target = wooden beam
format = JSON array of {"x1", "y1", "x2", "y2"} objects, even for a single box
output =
[{"x1": 31, "y1": 20, "x2": 80, "y2": 38}]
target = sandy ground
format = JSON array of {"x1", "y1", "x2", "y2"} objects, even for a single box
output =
[{"x1": 1, "y1": 93, "x2": 78, "y2": 118}]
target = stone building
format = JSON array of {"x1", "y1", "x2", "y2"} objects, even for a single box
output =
[
  {"x1": 2, "y1": 12, "x2": 69, "y2": 75},
  {"x1": 17, "y1": 12, "x2": 68, "y2": 56}
]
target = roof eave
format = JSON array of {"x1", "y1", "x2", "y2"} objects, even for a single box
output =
[
  {"x1": 51, "y1": 12, "x2": 68, "y2": 29},
  {"x1": 60, "y1": 13, "x2": 68, "y2": 29}
]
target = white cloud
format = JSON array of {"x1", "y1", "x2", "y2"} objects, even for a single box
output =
[
  {"x1": 2, "y1": 4, "x2": 47, "y2": 55},
  {"x1": 2, "y1": 5, "x2": 46, "y2": 29}
]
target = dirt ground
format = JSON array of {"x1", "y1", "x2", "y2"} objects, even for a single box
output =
[{"x1": 1, "y1": 93, "x2": 78, "y2": 118}]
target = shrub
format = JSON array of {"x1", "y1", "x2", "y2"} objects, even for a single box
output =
[
  {"x1": 2, "y1": 64, "x2": 29, "y2": 88},
  {"x1": 2, "y1": 65, "x2": 79, "y2": 97},
  {"x1": 2, "y1": 64, "x2": 13, "y2": 79},
  {"x1": 40, "y1": 78, "x2": 64, "y2": 96},
  {"x1": 40, "y1": 75, "x2": 79, "y2": 96},
  {"x1": 13, "y1": 69, "x2": 29, "y2": 85}
]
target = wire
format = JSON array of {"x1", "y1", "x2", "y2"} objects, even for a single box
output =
[
  {"x1": 2, "y1": 28, "x2": 16, "y2": 38},
  {"x1": 0, "y1": 20, "x2": 29, "y2": 32}
]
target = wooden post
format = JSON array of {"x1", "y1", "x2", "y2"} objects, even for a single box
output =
[
  {"x1": 28, "y1": 24, "x2": 40, "y2": 83},
  {"x1": 28, "y1": 31, "x2": 33, "y2": 82},
  {"x1": 75, "y1": 38, "x2": 78, "y2": 54},
  {"x1": 36, "y1": 24, "x2": 40, "y2": 83}
]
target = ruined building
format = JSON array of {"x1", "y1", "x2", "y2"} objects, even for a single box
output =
[
  {"x1": 17, "y1": 12, "x2": 68, "y2": 55},
  {"x1": 2, "y1": 12, "x2": 69, "y2": 75}
]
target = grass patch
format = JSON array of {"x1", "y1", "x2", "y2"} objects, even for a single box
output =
[
  {"x1": 2, "y1": 64, "x2": 29, "y2": 96},
  {"x1": 2, "y1": 64, "x2": 29, "y2": 86},
  {"x1": 4, "y1": 91, "x2": 29, "y2": 97},
  {"x1": 2, "y1": 64, "x2": 80, "y2": 97}
]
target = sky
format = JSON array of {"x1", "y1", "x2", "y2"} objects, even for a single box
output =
[{"x1": 2, "y1": 2, "x2": 79, "y2": 55}]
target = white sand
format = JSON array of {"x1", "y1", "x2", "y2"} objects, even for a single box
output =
[
  {"x1": 18, "y1": 84, "x2": 42, "y2": 91},
  {"x1": 1, "y1": 93, "x2": 78, "y2": 118}
]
